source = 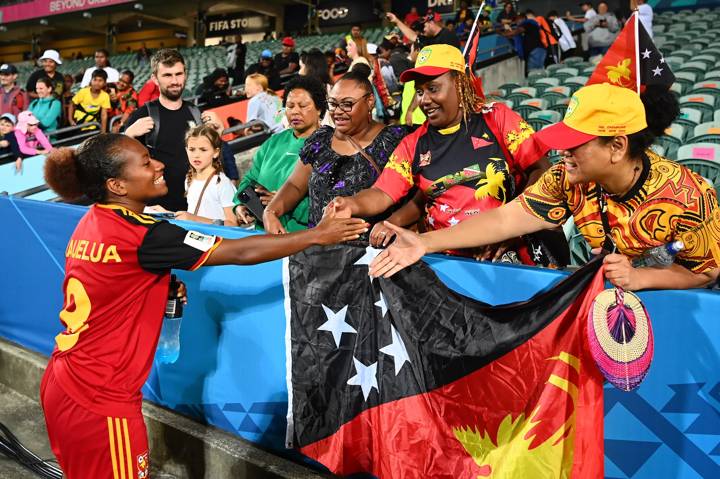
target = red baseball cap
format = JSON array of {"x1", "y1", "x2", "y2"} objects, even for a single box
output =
[
  {"x1": 282, "y1": 37, "x2": 295, "y2": 47},
  {"x1": 423, "y1": 10, "x2": 442, "y2": 23}
]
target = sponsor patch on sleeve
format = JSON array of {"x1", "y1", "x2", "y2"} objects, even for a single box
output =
[{"x1": 183, "y1": 231, "x2": 216, "y2": 252}]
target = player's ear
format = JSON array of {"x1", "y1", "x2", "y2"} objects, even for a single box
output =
[{"x1": 106, "y1": 177, "x2": 127, "y2": 197}]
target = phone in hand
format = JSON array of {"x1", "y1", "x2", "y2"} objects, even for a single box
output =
[{"x1": 238, "y1": 184, "x2": 266, "y2": 224}]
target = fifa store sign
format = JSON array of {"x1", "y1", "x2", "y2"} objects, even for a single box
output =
[{"x1": 205, "y1": 13, "x2": 270, "y2": 37}]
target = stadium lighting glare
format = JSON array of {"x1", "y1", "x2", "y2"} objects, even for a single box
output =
[
  {"x1": 39, "y1": 19, "x2": 48, "y2": 25},
  {"x1": 83, "y1": 12, "x2": 92, "y2": 18},
  {"x1": 0, "y1": 26, "x2": 6, "y2": 32},
  {"x1": 133, "y1": 3, "x2": 143, "y2": 10}
]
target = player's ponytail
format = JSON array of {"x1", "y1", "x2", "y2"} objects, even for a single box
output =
[
  {"x1": 45, "y1": 147, "x2": 84, "y2": 200},
  {"x1": 44, "y1": 133, "x2": 129, "y2": 203}
]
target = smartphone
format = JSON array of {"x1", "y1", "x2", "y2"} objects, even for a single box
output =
[
  {"x1": 238, "y1": 185, "x2": 265, "y2": 223},
  {"x1": 147, "y1": 212, "x2": 176, "y2": 220}
]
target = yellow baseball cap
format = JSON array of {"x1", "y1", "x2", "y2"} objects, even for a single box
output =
[
  {"x1": 399, "y1": 44, "x2": 465, "y2": 83},
  {"x1": 534, "y1": 83, "x2": 648, "y2": 150}
]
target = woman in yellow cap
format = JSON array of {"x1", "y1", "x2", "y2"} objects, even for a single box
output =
[
  {"x1": 331, "y1": 43, "x2": 555, "y2": 265},
  {"x1": 368, "y1": 83, "x2": 720, "y2": 291}
]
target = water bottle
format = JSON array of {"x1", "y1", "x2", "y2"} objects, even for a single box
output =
[
  {"x1": 632, "y1": 240, "x2": 684, "y2": 268},
  {"x1": 156, "y1": 274, "x2": 183, "y2": 364}
]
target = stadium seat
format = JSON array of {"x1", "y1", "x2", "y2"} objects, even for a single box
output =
[
  {"x1": 674, "y1": 71, "x2": 698, "y2": 92},
  {"x1": 554, "y1": 68, "x2": 580, "y2": 81},
  {"x1": 650, "y1": 144, "x2": 666, "y2": 157},
  {"x1": 679, "y1": 61, "x2": 709, "y2": 77},
  {"x1": 715, "y1": 110, "x2": 720, "y2": 123},
  {"x1": 528, "y1": 70, "x2": 548, "y2": 81},
  {"x1": 541, "y1": 86, "x2": 572, "y2": 104},
  {"x1": 506, "y1": 87, "x2": 537, "y2": 104},
  {"x1": 687, "y1": 122, "x2": 720, "y2": 144},
  {"x1": 563, "y1": 57, "x2": 584, "y2": 65},
  {"x1": 678, "y1": 159, "x2": 720, "y2": 194},
  {"x1": 675, "y1": 107, "x2": 704, "y2": 128},
  {"x1": 566, "y1": 224, "x2": 592, "y2": 267},
  {"x1": 704, "y1": 70, "x2": 720, "y2": 81},
  {"x1": 530, "y1": 77, "x2": 560, "y2": 93},
  {"x1": 515, "y1": 98, "x2": 548, "y2": 119},
  {"x1": 693, "y1": 54, "x2": 717, "y2": 67},
  {"x1": 548, "y1": 97, "x2": 571, "y2": 115},
  {"x1": 678, "y1": 94, "x2": 717, "y2": 121},
  {"x1": 676, "y1": 143, "x2": 720, "y2": 162},
  {"x1": 670, "y1": 83, "x2": 685, "y2": 96},
  {"x1": 690, "y1": 81, "x2": 720, "y2": 100},
  {"x1": 656, "y1": 123, "x2": 687, "y2": 159},
  {"x1": 528, "y1": 110, "x2": 562, "y2": 130}
]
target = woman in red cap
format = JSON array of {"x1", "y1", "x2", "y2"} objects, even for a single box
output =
[
  {"x1": 276, "y1": 37, "x2": 300, "y2": 75},
  {"x1": 331, "y1": 43, "x2": 557, "y2": 266},
  {"x1": 368, "y1": 83, "x2": 720, "y2": 291}
]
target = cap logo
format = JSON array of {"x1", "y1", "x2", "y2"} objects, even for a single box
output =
[
  {"x1": 565, "y1": 96, "x2": 579, "y2": 119},
  {"x1": 417, "y1": 49, "x2": 431, "y2": 65}
]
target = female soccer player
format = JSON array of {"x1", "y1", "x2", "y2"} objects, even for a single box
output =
[{"x1": 40, "y1": 133, "x2": 367, "y2": 479}]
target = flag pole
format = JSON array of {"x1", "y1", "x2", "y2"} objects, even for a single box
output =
[
  {"x1": 633, "y1": 11, "x2": 641, "y2": 94},
  {"x1": 463, "y1": 1, "x2": 486, "y2": 62}
]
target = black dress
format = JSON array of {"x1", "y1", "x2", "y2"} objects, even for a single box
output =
[{"x1": 299, "y1": 125, "x2": 408, "y2": 227}]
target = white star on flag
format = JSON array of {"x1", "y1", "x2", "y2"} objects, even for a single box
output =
[
  {"x1": 641, "y1": 49, "x2": 651, "y2": 59},
  {"x1": 660, "y1": 56, "x2": 665, "y2": 64},
  {"x1": 428, "y1": 216, "x2": 435, "y2": 226},
  {"x1": 652, "y1": 66, "x2": 663, "y2": 76},
  {"x1": 380, "y1": 325, "x2": 411, "y2": 375},
  {"x1": 448, "y1": 216, "x2": 460, "y2": 226},
  {"x1": 318, "y1": 304, "x2": 356, "y2": 347},
  {"x1": 375, "y1": 293, "x2": 389, "y2": 317},
  {"x1": 439, "y1": 204, "x2": 449, "y2": 212},
  {"x1": 354, "y1": 245, "x2": 383, "y2": 266},
  {"x1": 347, "y1": 357, "x2": 378, "y2": 401}
]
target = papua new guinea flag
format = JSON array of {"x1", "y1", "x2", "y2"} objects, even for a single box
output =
[{"x1": 284, "y1": 243, "x2": 606, "y2": 478}]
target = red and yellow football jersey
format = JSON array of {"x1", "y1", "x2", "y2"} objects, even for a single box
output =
[{"x1": 48, "y1": 204, "x2": 221, "y2": 417}]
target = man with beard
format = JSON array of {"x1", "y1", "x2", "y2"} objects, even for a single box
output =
[{"x1": 124, "y1": 49, "x2": 202, "y2": 211}]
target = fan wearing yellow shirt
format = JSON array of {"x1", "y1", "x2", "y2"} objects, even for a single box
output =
[{"x1": 69, "y1": 69, "x2": 111, "y2": 132}]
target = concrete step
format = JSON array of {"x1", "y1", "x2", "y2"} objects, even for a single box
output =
[{"x1": 0, "y1": 338, "x2": 331, "y2": 479}]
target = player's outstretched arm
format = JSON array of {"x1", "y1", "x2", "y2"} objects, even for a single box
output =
[{"x1": 205, "y1": 206, "x2": 368, "y2": 266}]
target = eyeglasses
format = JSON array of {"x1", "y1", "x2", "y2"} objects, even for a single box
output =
[{"x1": 327, "y1": 93, "x2": 370, "y2": 113}]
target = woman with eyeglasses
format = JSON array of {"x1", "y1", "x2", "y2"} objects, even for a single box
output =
[{"x1": 261, "y1": 70, "x2": 407, "y2": 235}]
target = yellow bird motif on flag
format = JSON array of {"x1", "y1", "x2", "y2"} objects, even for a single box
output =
[
  {"x1": 606, "y1": 58, "x2": 632, "y2": 86},
  {"x1": 475, "y1": 163, "x2": 507, "y2": 202}
]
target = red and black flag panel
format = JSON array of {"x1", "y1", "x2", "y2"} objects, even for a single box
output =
[
  {"x1": 587, "y1": 12, "x2": 675, "y2": 92},
  {"x1": 286, "y1": 243, "x2": 606, "y2": 478}
]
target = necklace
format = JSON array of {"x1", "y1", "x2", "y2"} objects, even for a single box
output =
[{"x1": 606, "y1": 161, "x2": 641, "y2": 199}]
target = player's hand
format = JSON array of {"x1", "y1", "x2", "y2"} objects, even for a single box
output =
[
  {"x1": 174, "y1": 211, "x2": 197, "y2": 222},
  {"x1": 201, "y1": 111, "x2": 224, "y2": 133},
  {"x1": 370, "y1": 221, "x2": 397, "y2": 248},
  {"x1": 235, "y1": 205, "x2": 255, "y2": 225},
  {"x1": 369, "y1": 222, "x2": 426, "y2": 278},
  {"x1": 325, "y1": 197, "x2": 353, "y2": 218},
  {"x1": 254, "y1": 185, "x2": 275, "y2": 206},
  {"x1": 125, "y1": 116, "x2": 154, "y2": 138},
  {"x1": 603, "y1": 253, "x2": 640, "y2": 290},
  {"x1": 314, "y1": 203, "x2": 368, "y2": 244},
  {"x1": 14, "y1": 158, "x2": 22, "y2": 174},
  {"x1": 386, "y1": 12, "x2": 398, "y2": 23},
  {"x1": 262, "y1": 209, "x2": 287, "y2": 234},
  {"x1": 0, "y1": 140, "x2": 8, "y2": 148}
]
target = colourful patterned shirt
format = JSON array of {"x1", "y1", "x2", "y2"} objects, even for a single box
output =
[
  {"x1": 373, "y1": 103, "x2": 545, "y2": 231},
  {"x1": 518, "y1": 150, "x2": 719, "y2": 273}
]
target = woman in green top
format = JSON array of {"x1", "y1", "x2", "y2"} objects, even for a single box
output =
[
  {"x1": 234, "y1": 76, "x2": 326, "y2": 232},
  {"x1": 29, "y1": 77, "x2": 62, "y2": 132}
]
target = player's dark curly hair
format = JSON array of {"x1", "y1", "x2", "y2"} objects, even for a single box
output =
[
  {"x1": 44, "y1": 133, "x2": 130, "y2": 203},
  {"x1": 337, "y1": 69, "x2": 373, "y2": 95},
  {"x1": 283, "y1": 75, "x2": 328, "y2": 118},
  {"x1": 599, "y1": 86, "x2": 679, "y2": 158}
]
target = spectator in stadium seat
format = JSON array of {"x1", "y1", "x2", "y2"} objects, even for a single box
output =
[
  {"x1": 14, "y1": 111, "x2": 52, "y2": 158},
  {"x1": 403, "y1": 6, "x2": 420, "y2": 27},
  {"x1": 502, "y1": 11, "x2": 547, "y2": 72},
  {"x1": 26, "y1": 50, "x2": 65, "y2": 100},
  {"x1": 0, "y1": 113, "x2": 23, "y2": 172},
  {"x1": 275, "y1": 37, "x2": 300, "y2": 76},
  {"x1": 226, "y1": 34, "x2": 247, "y2": 85},
  {"x1": 137, "y1": 79, "x2": 160, "y2": 107},
  {"x1": 233, "y1": 76, "x2": 326, "y2": 231},
  {"x1": 0, "y1": 63, "x2": 27, "y2": 118},
  {"x1": 109, "y1": 70, "x2": 138, "y2": 132},
  {"x1": 386, "y1": 10, "x2": 461, "y2": 49},
  {"x1": 496, "y1": 2, "x2": 517, "y2": 27},
  {"x1": 80, "y1": 49, "x2": 120, "y2": 88},
  {"x1": 197, "y1": 68, "x2": 231, "y2": 108},
  {"x1": 62, "y1": 74, "x2": 74, "y2": 123},
  {"x1": 299, "y1": 49, "x2": 334, "y2": 125},
  {"x1": 29, "y1": 77, "x2": 61, "y2": 132},
  {"x1": 636, "y1": 0, "x2": 653, "y2": 38},
  {"x1": 370, "y1": 84, "x2": 720, "y2": 291},
  {"x1": 347, "y1": 38, "x2": 374, "y2": 80},
  {"x1": 584, "y1": 1, "x2": 619, "y2": 57},
  {"x1": 547, "y1": 10, "x2": 578, "y2": 59},
  {"x1": 244, "y1": 73, "x2": 284, "y2": 134},
  {"x1": 566, "y1": 2, "x2": 597, "y2": 23},
  {"x1": 261, "y1": 70, "x2": 407, "y2": 234},
  {"x1": 124, "y1": 48, "x2": 201, "y2": 212},
  {"x1": 376, "y1": 40, "x2": 400, "y2": 95},
  {"x1": 69, "y1": 69, "x2": 111, "y2": 132},
  {"x1": 331, "y1": 44, "x2": 554, "y2": 265},
  {"x1": 246, "y1": 50, "x2": 282, "y2": 91},
  {"x1": 454, "y1": 1, "x2": 474, "y2": 24}
]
